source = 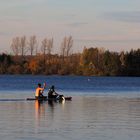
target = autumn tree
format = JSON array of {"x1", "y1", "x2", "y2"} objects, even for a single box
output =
[
  {"x1": 29, "y1": 59, "x2": 40, "y2": 74},
  {"x1": 0, "y1": 53, "x2": 12, "y2": 74},
  {"x1": 103, "y1": 51, "x2": 121, "y2": 76}
]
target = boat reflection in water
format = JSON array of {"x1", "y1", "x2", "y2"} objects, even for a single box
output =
[{"x1": 34, "y1": 99, "x2": 66, "y2": 133}]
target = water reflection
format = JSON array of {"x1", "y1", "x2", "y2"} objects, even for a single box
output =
[
  {"x1": 48, "y1": 99, "x2": 65, "y2": 108},
  {"x1": 47, "y1": 100, "x2": 66, "y2": 120},
  {"x1": 34, "y1": 99, "x2": 66, "y2": 133},
  {"x1": 35, "y1": 100, "x2": 46, "y2": 120},
  {"x1": 34, "y1": 100, "x2": 47, "y2": 133},
  {"x1": 0, "y1": 97, "x2": 140, "y2": 140}
]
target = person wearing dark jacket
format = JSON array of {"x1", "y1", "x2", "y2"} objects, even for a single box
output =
[{"x1": 48, "y1": 85, "x2": 58, "y2": 99}]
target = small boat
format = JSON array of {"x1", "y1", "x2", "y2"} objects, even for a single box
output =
[{"x1": 26, "y1": 96, "x2": 72, "y2": 101}]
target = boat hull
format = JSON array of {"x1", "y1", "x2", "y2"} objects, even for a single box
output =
[{"x1": 26, "y1": 96, "x2": 72, "y2": 101}]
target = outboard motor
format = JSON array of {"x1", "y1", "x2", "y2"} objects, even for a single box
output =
[{"x1": 59, "y1": 95, "x2": 65, "y2": 100}]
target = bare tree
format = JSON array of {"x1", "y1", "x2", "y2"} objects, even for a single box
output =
[
  {"x1": 11, "y1": 37, "x2": 20, "y2": 55},
  {"x1": 28, "y1": 35, "x2": 37, "y2": 56},
  {"x1": 47, "y1": 38, "x2": 53, "y2": 55},
  {"x1": 61, "y1": 36, "x2": 73, "y2": 57},
  {"x1": 66, "y1": 36, "x2": 73, "y2": 57},
  {"x1": 20, "y1": 36, "x2": 28, "y2": 57},
  {"x1": 61, "y1": 36, "x2": 67, "y2": 57},
  {"x1": 41, "y1": 38, "x2": 48, "y2": 56},
  {"x1": 35, "y1": 45, "x2": 38, "y2": 56},
  {"x1": 41, "y1": 38, "x2": 53, "y2": 55}
]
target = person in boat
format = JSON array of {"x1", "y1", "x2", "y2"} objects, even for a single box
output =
[
  {"x1": 48, "y1": 85, "x2": 65, "y2": 100},
  {"x1": 48, "y1": 85, "x2": 59, "y2": 99},
  {"x1": 35, "y1": 83, "x2": 46, "y2": 99}
]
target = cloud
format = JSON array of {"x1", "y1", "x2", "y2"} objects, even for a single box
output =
[{"x1": 102, "y1": 11, "x2": 140, "y2": 23}]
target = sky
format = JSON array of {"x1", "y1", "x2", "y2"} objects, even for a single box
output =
[{"x1": 0, "y1": 0, "x2": 140, "y2": 53}]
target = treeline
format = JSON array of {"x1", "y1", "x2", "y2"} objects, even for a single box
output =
[
  {"x1": 10, "y1": 35, "x2": 73, "y2": 56},
  {"x1": 0, "y1": 35, "x2": 140, "y2": 76}
]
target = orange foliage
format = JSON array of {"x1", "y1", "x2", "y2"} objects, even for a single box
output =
[{"x1": 29, "y1": 59, "x2": 40, "y2": 74}]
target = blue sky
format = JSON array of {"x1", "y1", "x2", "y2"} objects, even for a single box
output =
[{"x1": 0, "y1": 0, "x2": 140, "y2": 53}]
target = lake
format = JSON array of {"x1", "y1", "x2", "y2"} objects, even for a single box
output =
[{"x1": 0, "y1": 75, "x2": 140, "y2": 140}]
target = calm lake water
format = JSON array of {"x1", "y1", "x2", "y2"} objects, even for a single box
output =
[{"x1": 0, "y1": 75, "x2": 140, "y2": 140}]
